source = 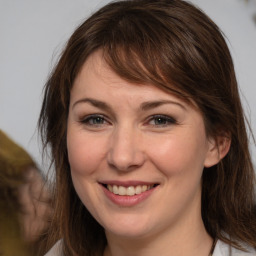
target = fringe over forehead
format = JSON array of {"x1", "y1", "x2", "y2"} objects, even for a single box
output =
[{"x1": 61, "y1": 0, "x2": 235, "y2": 137}]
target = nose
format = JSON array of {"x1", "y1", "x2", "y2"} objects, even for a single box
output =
[{"x1": 107, "y1": 125, "x2": 145, "y2": 172}]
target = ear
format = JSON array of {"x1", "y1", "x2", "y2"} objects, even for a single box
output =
[{"x1": 204, "y1": 134, "x2": 231, "y2": 168}]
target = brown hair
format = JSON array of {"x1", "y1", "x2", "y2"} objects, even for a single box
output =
[{"x1": 39, "y1": 0, "x2": 256, "y2": 255}]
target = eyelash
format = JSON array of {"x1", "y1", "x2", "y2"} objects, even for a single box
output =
[
  {"x1": 146, "y1": 115, "x2": 177, "y2": 127},
  {"x1": 81, "y1": 114, "x2": 109, "y2": 126},
  {"x1": 80, "y1": 114, "x2": 177, "y2": 128}
]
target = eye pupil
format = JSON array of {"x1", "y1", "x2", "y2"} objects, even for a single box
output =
[
  {"x1": 155, "y1": 118, "x2": 166, "y2": 125},
  {"x1": 93, "y1": 117, "x2": 104, "y2": 124}
]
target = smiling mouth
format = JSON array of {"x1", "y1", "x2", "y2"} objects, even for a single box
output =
[{"x1": 103, "y1": 184, "x2": 158, "y2": 196}]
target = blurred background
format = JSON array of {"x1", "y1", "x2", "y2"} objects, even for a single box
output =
[{"x1": 0, "y1": 0, "x2": 256, "y2": 173}]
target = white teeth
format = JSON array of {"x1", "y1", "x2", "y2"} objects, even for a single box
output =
[
  {"x1": 106, "y1": 184, "x2": 154, "y2": 196},
  {"x1": 113, "y1": 185, "x2": 118, "y2": 194},
  {"x1": 135, "y1": 186, "x2": 142, "y2": 194},
  {"x1": 107, "y1": 184, "x2": 113, "y2": 192},
  {"x1": 142, "y1": 185, "x2": 147, "y2": 192},
  {"x1": 127, "y1": 186, "x2": 135, "y2": 196},
  {"x1": 119, "y1": 186, "x2": 126, "y2": 196}
]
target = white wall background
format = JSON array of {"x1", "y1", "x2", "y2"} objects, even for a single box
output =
[{"x1": 0, "y1": 0, "x2": 256, "y2": 172}]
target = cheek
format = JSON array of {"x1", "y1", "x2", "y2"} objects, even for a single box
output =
[
  {"x1": 67, "y1": 129, "x2": 104, "y2": 177},
  {"x1": 146, "y1": 129, "x2": 208, "y2": 177},
  {"x1": 66, "y1": 129, "x2": 104, "y2": 216}
]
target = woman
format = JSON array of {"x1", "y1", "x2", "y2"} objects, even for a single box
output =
[{"x1": 39, "y1": 0, "x2": 256, "y2": 255}]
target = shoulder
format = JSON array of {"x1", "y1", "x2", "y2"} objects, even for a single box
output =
[
  {"x1": 44, "y1": 240, "x2": 63, "y2": 256},
  {"x1": 213, "y1": 240, "x2": 256, "y2": 256}
]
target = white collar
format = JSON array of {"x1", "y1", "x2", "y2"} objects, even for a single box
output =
[{"x1": 213, "y1": 240, "x2": 256, "y2": 256}]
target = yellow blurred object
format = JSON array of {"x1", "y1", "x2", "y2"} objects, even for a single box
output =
[
  {"x1": 0, "y1": 130, "x2": 35, "y2": 185},
  {"x1": 0, "y1": 130, "x2": 34, "y2": 256},
  {"x1": 0, "y1": 200, "x2": 30, "y2": 256}
]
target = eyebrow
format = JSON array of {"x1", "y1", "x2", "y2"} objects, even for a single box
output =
[
  {"x1": 140, "y1": 100, "x2": 186, "y2": 111},
  {"x1": 72, "y1": 98, "x2": 113, "y2": 112},
  {"x1": 72, "y1": 98, "x2": 186, "y2": 112}
]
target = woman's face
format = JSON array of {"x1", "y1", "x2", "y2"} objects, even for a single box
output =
[{"x1": 67, "y1": 51, "x2": 217, "y2": 240}]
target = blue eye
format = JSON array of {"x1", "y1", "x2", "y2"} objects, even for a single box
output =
[
  {"x1": 148, "y1": 115, "x2": 176, "y2": 126},
  {"x1": 82, "y1": 115, "x2": 107, "y2": 126}
]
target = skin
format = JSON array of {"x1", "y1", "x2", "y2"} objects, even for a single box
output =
[{"x1": 67, "y1": 51, "x2": 227, "y2": 256}]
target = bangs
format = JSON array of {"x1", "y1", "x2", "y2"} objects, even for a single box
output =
[
  {"x1": 66, "y1": 0, "x2": 232, "y2": 135},
  {"x1": 98, "y1": 6, "x2": 195, "y2": 102}
]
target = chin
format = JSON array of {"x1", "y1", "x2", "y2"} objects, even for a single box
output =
[
  {"x1": 102, "y1": 216, "x2": 155, "y2": 240},
  {"x1": 106, "y1": 228, "x2": 152, "y2": 240}
]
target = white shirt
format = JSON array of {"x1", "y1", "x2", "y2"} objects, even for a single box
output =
[
  {"x1": 213, "y1": 240, "x2": 256, "y2": 256},
  {"x1": 45, "y1": 239, "x2": 256, "y2": 256}
]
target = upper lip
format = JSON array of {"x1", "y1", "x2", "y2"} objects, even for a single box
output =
[{"x1": 99, "y1": 180, "x2": 159, "y2": 187}]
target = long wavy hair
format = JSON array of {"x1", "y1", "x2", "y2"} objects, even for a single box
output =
[{"x1": 39, "y1": 0, "x2": 256, "y2": 255}]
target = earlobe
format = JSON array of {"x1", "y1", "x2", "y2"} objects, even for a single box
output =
[{"x1": 204, "y1": 134, "x2": 231, "y2": 168}]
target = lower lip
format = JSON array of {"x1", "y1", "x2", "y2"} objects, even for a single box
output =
[{"x1": 101, "y1": 185, "x2": 157, "y2": 207}]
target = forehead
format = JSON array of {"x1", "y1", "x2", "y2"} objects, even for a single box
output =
[
  {"x1": 74, "y1": 50, "x2": 122, "y2": 89},
  {"x1": 72, "y1": 50, "x2": 198, "y2": 111},
  {"x1": 72, "y1": 51, "x2": 181, "y2": 104}
]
